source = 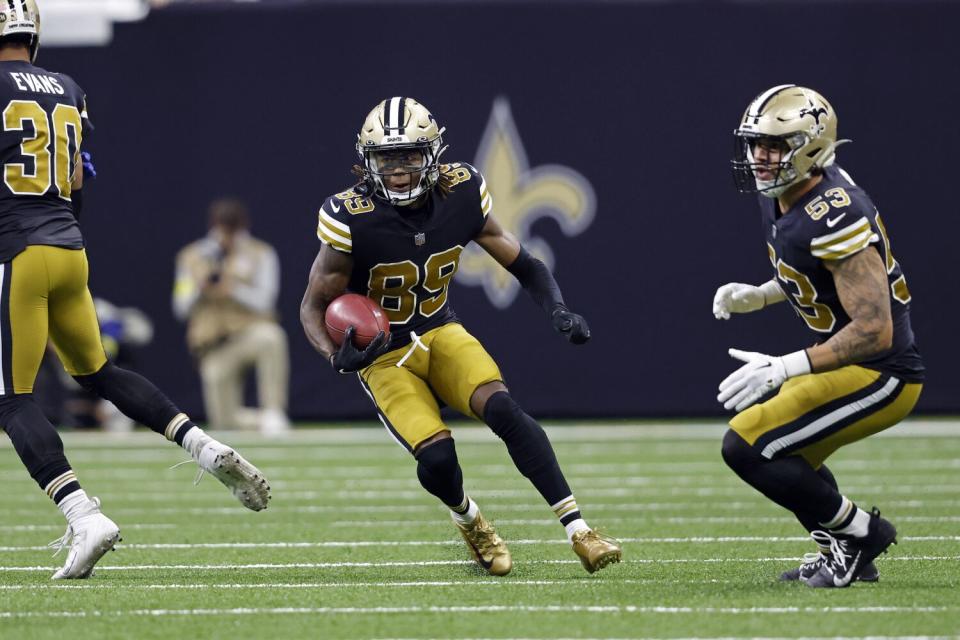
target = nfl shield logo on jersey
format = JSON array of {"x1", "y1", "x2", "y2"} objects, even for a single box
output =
[{"x1": 414, "y1": 232, "x2": 426, "y2": 246}]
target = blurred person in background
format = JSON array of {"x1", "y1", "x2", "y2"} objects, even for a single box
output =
[
  {"x1": 174, "y1": 197, "x2": 290, "y2": 436},
  {"x1": 0, "y1": 0, "x2": 270, "y2": 581}
]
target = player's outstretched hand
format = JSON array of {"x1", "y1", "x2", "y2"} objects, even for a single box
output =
[
  {"x1": 717, "y1": 348, "x2": 810, "y2": 412},
  {"x1": 330, "y1": 327, "x2": 389, "y2": 373},
  {"x1": 712, "y1": 282, "x2": 766, "y2": 320},
  {"x1": 552, "y1": 306, "x2": 591, "y2": 345}
]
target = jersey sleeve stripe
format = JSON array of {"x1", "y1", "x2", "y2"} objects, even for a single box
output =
[
  {"x1": 811, "y1": 228, "x2": 878, "y2": 259},
  {"x1": 319, "y1": 207, "x2": 351, "y2": 235},
  {"x1": 810, "y1": 217, "x2": 870, "y2": 248},
  {"x1": 316, "y1": 220, "x2": 352, "y2": 252},
  {"x1": 481, "y1": 193, "x2": 493, "y2": 217}
]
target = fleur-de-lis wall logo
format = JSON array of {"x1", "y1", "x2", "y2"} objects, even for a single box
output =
[{"x1": 457, "y1": 98, "x2": 597, "y2": 308}]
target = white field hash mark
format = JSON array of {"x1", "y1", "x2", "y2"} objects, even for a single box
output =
[
  {"x1": 1, "y1": 536, "x2": 959, "y2": 553},
  {"x1": 2, "y1": 556, "x2": 959, "y2": 572},
  {"x1": 0, "y1": 605, "x2": 954, "y2": 619}
]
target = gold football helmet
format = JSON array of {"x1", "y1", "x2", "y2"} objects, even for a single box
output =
[
  {"x1": 356, "y1": 97, "x2": 446, "y2": 206},
  {"x1": 0, "y1": 0, "x2": 40, "y2": 63},
  {"x1": 732, "y1": 85, "x2": 849, "y2": 197}
]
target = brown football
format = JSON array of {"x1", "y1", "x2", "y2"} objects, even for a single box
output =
[{"x1": 324, "y1": 294, "x2": 390, "y2": 349}]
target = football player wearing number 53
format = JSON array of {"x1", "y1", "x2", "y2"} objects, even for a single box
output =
[
  {"x1": 0, "y1": 0, "x2": 271, "y2": 581},
  {"x1": 714, "y1": 85, "x2": 924, "y2": 588},
  {"x1": 300, "y1": 97, "x2": 621, "y2": 575}
]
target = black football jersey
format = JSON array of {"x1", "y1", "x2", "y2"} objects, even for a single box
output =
[
  {"x1": 760, "y1": 165, "x2": 924, "y2": 382},
  {"x1": 0, "y1": 61, "x2": 88, "y2": 263},
  {"x1": 316, "y1": 162, "x2": 492, "y2": 349}
]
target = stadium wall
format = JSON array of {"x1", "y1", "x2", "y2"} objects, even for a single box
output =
[{"x1": 40, "y1": 1, "x2": 959, "y2": 419}]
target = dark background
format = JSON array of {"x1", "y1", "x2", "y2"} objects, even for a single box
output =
[{"x1": 39, "y1": 1, "x2": 958, "y2": 419}]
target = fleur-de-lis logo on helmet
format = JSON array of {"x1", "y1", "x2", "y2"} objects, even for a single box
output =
[{"x1": 457, "y1": 98, "x2": 596, "y2": 308}]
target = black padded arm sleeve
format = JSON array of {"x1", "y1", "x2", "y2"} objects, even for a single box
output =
[{"x1": 505, "y1": 246, "x2": 565, "y2": 315}]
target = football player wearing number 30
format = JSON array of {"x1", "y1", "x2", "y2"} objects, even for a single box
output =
[
  {"x1": 0, "y1": 0, "x2": 271, "y2": 581},
  {"x1": 714, "y1": 85, "x2": 924, "y2": 588},
  {"x1": 301, "y1": 97, "x2": 621, "y2": 576}
]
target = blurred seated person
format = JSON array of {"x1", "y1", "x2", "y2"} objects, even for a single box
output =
[{"x1": 173, "y1": 197, "x2": 290, "y2": 435}]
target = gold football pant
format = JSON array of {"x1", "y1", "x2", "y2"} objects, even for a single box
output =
[
  {"x1": 1, "y1": 246, "x2": 107, "y2": 395},
  {"x1": 358, "y1": 323, "x2": 503, "y2": 452},
  {"x1": 730, "y1": 365, "x2": 922, "y2": 467}
]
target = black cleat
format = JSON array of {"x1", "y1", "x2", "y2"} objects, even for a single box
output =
[
  {"x1": 807, "y1": 508, "x2": 896, "y2": 589},
  {"x1": 780, "y1": 530, "x2": 879, "y2": 582}
]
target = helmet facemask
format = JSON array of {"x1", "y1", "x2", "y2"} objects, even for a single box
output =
[
  {"x1": 732, "y1": 131, "x2": 807, "y2": 198},
  {"x1": 361, "y1": 137, "x2": 444, "y2": 206}
]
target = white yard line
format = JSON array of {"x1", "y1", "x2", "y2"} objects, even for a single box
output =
[
  {"x1": 5, "y1": 515, "x2": 958, "y2": 533},
  {"x1": 1, "y1": 419, "x2": 957, "y2": 452},
  {"x1": 2, "y1": 499, "x2": 957, "y2": 518},
  {"x1": 0, "y1": 604, "x2": 953, "y2": 619},
  {"x1": 0, "y1": 578, "x2": 736, "y2": 591},
  {"x1": 2, "y1": 556, "x2": 958, "y2": 572},
  {"x1": 1, "y1": 535, "x2": 958, "y2": 553}
]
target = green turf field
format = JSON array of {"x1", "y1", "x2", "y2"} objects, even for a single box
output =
[{"x1": 1, "y1": 421, "x2": 958, "y2": 639}]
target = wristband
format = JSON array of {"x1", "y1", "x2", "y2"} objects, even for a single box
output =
[
  {"x1": 759, "y1": 279, "x2": 786, "y2": 306},
  {"x1": 782, "y1": 350, "x2": 812, "y2": 378}
]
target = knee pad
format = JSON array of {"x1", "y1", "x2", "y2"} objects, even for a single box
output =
[
  {"x1": 482, "y1": 391, "x2": 526, "y2": 438},
  {"x1": 721, "y1": 429, "x2": 763, "y2": 473},
  {"x1": 72, "y1": 361, "x2": 114, "y2": 394},
  {"x1": 415, "y1": 437, "x2": 460, "y2": 478}
]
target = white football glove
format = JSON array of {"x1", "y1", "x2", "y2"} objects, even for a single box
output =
[
  {"x1": 712, "y1": 280, "x2": 786, "y2": 320},
  {"x1": 717, "y1": 348, "x2": 811, "y2": 412}
]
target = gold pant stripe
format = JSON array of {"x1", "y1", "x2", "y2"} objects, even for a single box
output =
[
  {"x1": 730, "y1": 366, "x2": 883, "y2": 447},
  {"x1": 730, "y1": 365, "x2": 922, "y2": 468},
  {"x1": 758, "y1": 375, "x2": 902, "y2": 459},
  {"x1": 359, "y1": 323, "x2": 503, "y2": 451},
  {"x1": 5, "y1": 246, "x2": 107, "y2": 395},
  {"x1": 796, "y1": 382, "x2": 922, "y2": 467}
]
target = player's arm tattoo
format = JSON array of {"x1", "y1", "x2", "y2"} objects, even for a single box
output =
[
  {"x1": 807, "y1": 247, "x2": 893, "y2": 373},
  {"x1": 300, "y1": 244, "x2": 353, "y2": 361}
]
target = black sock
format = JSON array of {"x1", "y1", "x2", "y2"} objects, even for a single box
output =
[
  {"x1": 73, "y1": 362, "x2": 195, "y2": 442},
  {"x1": 0, "y1": 395, "x2": 81, "y2": 502},
  {"x1": 721, "y1": 429, "x2": 842, "y2": 524},
  {"x1": 415, "y1": 437, "x2": 465, "y2": 508},
  {"x1": 483, "y1": 391, "x2": 573, "y2": 507}
]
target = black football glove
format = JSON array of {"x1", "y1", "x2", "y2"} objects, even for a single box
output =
[
  {"x1": 551, "y1": 305, "x2": 591, "y2": 345},
  {"x1": 329, "y1": 326, "x2": 390, "y2": 373}
]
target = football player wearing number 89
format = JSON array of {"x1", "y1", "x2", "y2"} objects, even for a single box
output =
[
  {"x1": 301, "y1": 97, "x2": 621, "y2": 575},
  {"x1": 715, "y1": 85, "x2": 924, "y2": 588},
  {"x1": 0, "y1": 1, "x2": 271, "y2": 580}
]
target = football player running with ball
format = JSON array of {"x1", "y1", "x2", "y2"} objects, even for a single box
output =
[
  {"x1": 301, "y1": 97, "x2": 621, "y2": 575},
  {"x1": 714, "y1": 85, "x2": 924, "y2": 588},
  {"x1": 0, "y1": 1, "x2": 270, "y2": 580}
]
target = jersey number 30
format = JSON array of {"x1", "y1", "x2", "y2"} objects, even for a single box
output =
[
  {"x1": 368, "y1": 246, "x2": 464, "y2": 324},
  {"x1": 3, "y1": 100, "x2": 82, "y2": 200}
]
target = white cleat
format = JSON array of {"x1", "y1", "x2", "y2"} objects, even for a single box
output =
[
  {"x1": 197, "y1": 441, "x2": 271, "y2": 511},
  {"x1": 49, "y1": 498, "x2": 121, "y2": 580}
]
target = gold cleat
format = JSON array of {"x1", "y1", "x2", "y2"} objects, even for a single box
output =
[
  {"x1": 454, "y1": 512, "x2": 512, "y2": 576},
  {"x1": 571, "y1": 529, "x2": 622, "y2": 574}
]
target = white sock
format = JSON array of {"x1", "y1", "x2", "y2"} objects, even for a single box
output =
[
  {"x1": 821, "y1": 495, "x2": 871, "y2": 538},
  {"x1": 181, "y1": 426, "x2": 212, "y2": 460},
  {"x1": 58, "y1": 489, "x2": 93, "y2": 526},
  {"x1": 450, "y1": 496, "x2": 480, "y2": 526},
  {"x1": 564, "y1": 518, "x2": 590, "y2": 543}
]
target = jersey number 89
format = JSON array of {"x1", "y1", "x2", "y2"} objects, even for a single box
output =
[{"x1": 368, "y1": 246, "x2": 464, "y2": 324}]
